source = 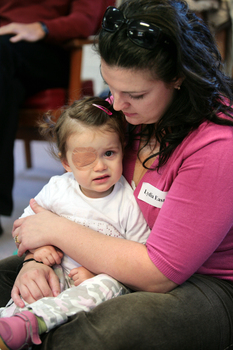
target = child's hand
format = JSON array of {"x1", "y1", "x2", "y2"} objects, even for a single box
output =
[
  {"x1": 33, "y1": 246, "x2": 63, "y2": 266},
  {"x1": 69, "y1": 266, "x2": 96, "y2": 286}
]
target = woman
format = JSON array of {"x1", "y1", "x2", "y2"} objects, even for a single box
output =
[{"x1": 1, "y1": 0, "x2": 233, "y2": 348}]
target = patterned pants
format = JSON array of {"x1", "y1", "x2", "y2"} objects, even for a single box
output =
[{"x1": 0, "y1": 274, "x2": 130, "y2": 331}]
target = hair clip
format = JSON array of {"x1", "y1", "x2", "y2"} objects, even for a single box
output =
[{"x1": 92, "y1": 103, "x2": 113, "y2": 115}]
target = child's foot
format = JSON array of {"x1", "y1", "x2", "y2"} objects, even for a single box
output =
[{"x1": 0, "y1": 311, "x2": 41, "y2": 349}]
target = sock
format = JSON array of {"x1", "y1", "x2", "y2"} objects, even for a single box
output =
[
  {"x1": 36, "y1": 315, "x2": 47, "y2": 334},
  {"x1": 28, "y1": 311, "x2": 47, "y2": 334}
]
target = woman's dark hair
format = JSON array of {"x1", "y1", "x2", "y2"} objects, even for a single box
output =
[
  {"x1": 98, "y1": 0, "x2": 233, "y2": 169},
  {"x1": 39, "y1": 96, "x2": 125, "y2": 160}
]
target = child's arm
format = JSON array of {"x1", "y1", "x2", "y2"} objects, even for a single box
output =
[
  {"x1": 69, "y1": 266, "x2": 96, "y2": 286},
  {"x1": 32, "y1": 246, "x2": 63, "y2": 266}
]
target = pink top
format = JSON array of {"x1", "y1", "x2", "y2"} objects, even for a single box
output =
[{"x1": 123, "y1": 120, "x2": 233, "y2": 284}]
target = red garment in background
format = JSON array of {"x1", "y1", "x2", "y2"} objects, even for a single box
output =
[{"x1": 0, "y1": 0, "x2": 115, "y2": 43}]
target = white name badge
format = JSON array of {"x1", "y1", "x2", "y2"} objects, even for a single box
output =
[{"x1": 138, "y1": 183, "x2": 168, "y2": 208}]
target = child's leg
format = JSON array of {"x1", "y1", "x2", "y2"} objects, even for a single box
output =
[
  {"x1": 27, "y1": 274, "x2": 130, "y2": 331},
  {"x1": 0, "y1": 274, "x2": 129, "y2": 349},
  {"x1": 0, "y1": 299, "x2": 20, "y2": 317}
]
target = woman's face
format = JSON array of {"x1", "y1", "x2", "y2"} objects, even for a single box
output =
[{"x1": 101, "y1": 59, "x2": 177, "y2": 125}]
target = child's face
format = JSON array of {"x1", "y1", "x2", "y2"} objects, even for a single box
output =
[{"x1": 62, "y1": 127, "x2": 123, "y2": 198}]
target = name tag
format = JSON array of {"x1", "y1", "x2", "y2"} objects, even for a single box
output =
[{"x1": 138, "y1": 183, "x2": 168, "y2": 208}]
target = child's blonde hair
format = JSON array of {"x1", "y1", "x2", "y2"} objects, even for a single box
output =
[{"x1": 39, "y1": 96, "x2": 125, "y2": 160}]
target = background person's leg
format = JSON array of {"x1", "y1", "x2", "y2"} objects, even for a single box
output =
[
  {"x1": 0, "y1": 35, "x2": 69, "y2": 218},
  {"x1": 0, "y1": 36, "x2": 26, "y2": 216}
]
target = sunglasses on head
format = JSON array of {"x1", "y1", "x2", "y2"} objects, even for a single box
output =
[{"x1": 102, "y1": 6, "x2": 169, "y2": 50}]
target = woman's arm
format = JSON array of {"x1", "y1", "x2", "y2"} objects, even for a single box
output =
[{"x1": 13, "y1": 200, "x2": 177, "y2": 293}]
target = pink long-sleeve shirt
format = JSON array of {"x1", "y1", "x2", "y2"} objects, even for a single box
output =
[
  {"x1": 123, "y1": 120, "x2": 233, "y2": 285},
  {"x1": 0, "y1": 0, "x2": 114, "y2": 43}
]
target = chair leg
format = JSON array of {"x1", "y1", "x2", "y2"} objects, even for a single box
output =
[
  {"x1": 24, "y1": 140, "x2": 32, "y2": 168},
  {"x1": 215, "y1": 28, "x2": 227, "y2": 62},
  {"x1": 68, "y1": 46, "x2": 83, "y2": 103}
]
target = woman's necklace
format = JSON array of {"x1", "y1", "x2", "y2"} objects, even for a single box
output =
[{"x1": 132, "y1": 139, "x2": 159, "y2": 187}]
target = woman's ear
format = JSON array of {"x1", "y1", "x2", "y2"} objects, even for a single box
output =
[{"x1": 174, "y1": 76, "x2": 185, "y2": 90}]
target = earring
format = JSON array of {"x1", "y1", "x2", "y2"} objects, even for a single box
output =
[{"x1": 176, "y1": 86, "x2": 181, "y2": 90}]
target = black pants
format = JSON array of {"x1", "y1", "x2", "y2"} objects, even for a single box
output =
[
  {"x1": 0, "y1": 35, "x2": 69, "y2": 216},
  {"x1": 0, "y1": 255, "x2": 233, "y2": 350}
]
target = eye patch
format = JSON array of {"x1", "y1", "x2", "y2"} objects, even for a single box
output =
[{"x1": 72, "y1": 147, "x2": 98, "y2": 170}]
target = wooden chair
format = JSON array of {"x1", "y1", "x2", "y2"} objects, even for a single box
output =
[{"x1": 16, "y1": 37, "x2": 95, "y2": 168}]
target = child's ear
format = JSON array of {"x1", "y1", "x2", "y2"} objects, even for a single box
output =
[{"x1": 61, "y1": 158, "x2": 72, "y2": 172}]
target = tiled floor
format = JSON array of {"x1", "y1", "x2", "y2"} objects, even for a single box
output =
[{"x1": 0, "y1": 45, "x2": 105, "y2": 259}]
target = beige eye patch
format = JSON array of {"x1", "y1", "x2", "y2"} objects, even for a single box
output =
[{"x1": 72, "y1": 147, "x2": 98, "y2": 170}]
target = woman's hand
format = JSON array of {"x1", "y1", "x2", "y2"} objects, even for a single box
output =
[
  {"x1": 12, "y1": 199, "x2": 62, "y2": 256},
  {"x1": 11, "y1": 259, "x2": 60, "y2": 308}
]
